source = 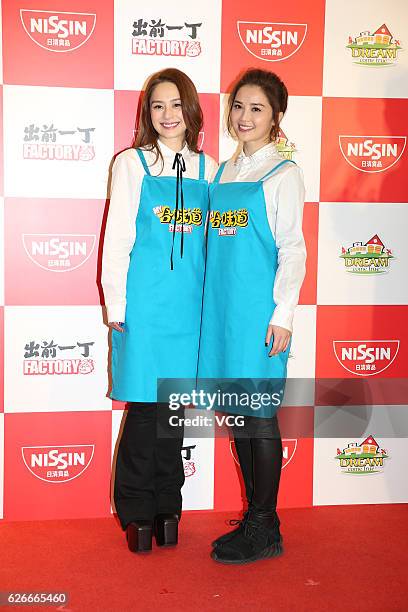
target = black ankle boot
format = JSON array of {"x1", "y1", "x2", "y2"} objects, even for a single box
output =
[
  {"x1": 211, "y1": 509, "x2": 251, "y2": 548},
  {"x1": 154, "y1": 513, "x2": 179, "y2": 546},
  {"x1": 126, "y1": 520, "x2": 153, "y2": 553},
  {"x1": 211, "y1": 510, "x2": 283, "y2": 564},
  {"x1": 212, "y1": 435, "x2": 254, "y2": 548}
]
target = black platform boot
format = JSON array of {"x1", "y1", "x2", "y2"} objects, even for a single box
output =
[
  {"x1": 211, "y1": 435, "x2": 254, "y2": 548},
  {"x1": 126, "y1": 520, "x2": 153, "y2": 553},
  {"x1": 154, "y1": 513, "x2": 179, "y2": 546}
]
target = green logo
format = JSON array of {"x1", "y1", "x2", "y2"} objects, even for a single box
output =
[
  {"x1": 347, "y1": 23, "x2": 402, "y2": 66},
  {"x1": 335, "y1": 436, "x2": 389, "y2": 474},
  {"x1": 276, "y1": 129, "x2": 296, "y2": 161},
  {"x1": 340, "y1": 233, "x2": 394, "y2": 274}
]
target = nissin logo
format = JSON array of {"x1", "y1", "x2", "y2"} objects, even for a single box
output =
[
  {"x1": 339, "y1": 136, "x2": 406, "y2": 172},
  {"x1": 20, "y1": 9, "x2": 96, "y2": 52},
  {"x1": 333, "y1": 340, "x2": 400, "y2": 376},
  {"x1": 23, "y1": 234, "x2": 96, "y2": 272},
  {"x1": 237, "y1": 21, "x2": 307, "y2": 61},
  {"x1": 22, "y1": 445, "x2": 95, "y2": 483}
]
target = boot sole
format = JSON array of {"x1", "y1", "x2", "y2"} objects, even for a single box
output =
[
  {"x1": 213, "y1": 533, "x2": 284, "y2": 550},
  {"x1": 211, "y1": 542, "x2": 283, "y2": 565},
  {"x1": 127, "y1": 526, "x2": 153, "y2": 553},
  {"x1": 154, "y1": 518, "x2": 178, "y2": 547}
]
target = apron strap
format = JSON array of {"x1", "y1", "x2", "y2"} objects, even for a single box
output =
[
  {"x1": 213, "y1": 161, "x2": 227, "y2": 184},
  {"x1": 258, "y1": 159, "x2": 295, "y2": 182},
  {"x1": 198, "y1": 151, "x2": 205, "y2": 180},
  {"x1": 135, "y1": 148, "x2": 151, "y2": 175}
]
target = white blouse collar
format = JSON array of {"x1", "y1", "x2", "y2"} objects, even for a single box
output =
[
  {"x1": 157, "y1": 139, "x2": 190, "y2": 158},
  {"x1": 235, "y1": 142, "x2": 281, "y2": 167}
]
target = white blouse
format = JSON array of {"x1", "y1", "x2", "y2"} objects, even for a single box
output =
[
  {"x1": 101, "y1": 141, "x2": 218, "y2": 323},
  {"x1": 219, "y1": 142, "x2": 306, "y2": 332}
]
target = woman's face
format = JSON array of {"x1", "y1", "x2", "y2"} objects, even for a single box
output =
[
  {"x1": 230, "y1": 84, "x2": 275, "y2": 152},
  {"x1": 150, "y1": 81, "x2": 187, "y2": 148}
]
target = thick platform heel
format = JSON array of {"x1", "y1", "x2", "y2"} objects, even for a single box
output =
[
  {"x1": 126, "y1": 520, "x2": 153, "y2": 553},
  {"x1": 154, "y1": 513, "x2": 179, "y2": 546}
]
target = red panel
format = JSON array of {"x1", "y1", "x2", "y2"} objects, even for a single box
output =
[
  {"x1": 320, "y1": 98, "x2": 408, "y2": 202},
  {"x1": 4, "y1": 411, "x2": 112, "y2": 520},
  {"x1": 316, "y1": 305, "x2": 408, "y2": 405},
  {"x1": 299, "y1": 202, "x2": 318, "y2": 305},
  {"x1": 4, "y1": 198, "x2": 105, "y2": 305},
  {"x1": 220, "y1": 0, "x2": 325, "y2": 95},
  {"x1": 2, "y1": 0, "x2": 113, "y2": 88}
]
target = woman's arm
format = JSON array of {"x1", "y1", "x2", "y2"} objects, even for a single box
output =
[
  {"x1": 264, "y1": 164, "x2": 307, "y2": 353},
  {"x1": 101, "y1": 150, "x2": 142, "y2": 325}
]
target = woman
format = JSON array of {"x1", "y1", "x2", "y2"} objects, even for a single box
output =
[
  {"x1": 102, "y1": 68, "x2": 217, "y2": 553},
  {"x1": 199, "y1": 68, "x2": 306, "y2": 564}
]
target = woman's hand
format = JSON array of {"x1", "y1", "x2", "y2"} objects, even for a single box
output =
[
  {"x1": 265, "y1": 324, "x2": 291, "y2": 357},
  {"x1": 109, "y1": 322, "x2": 124, "y2": 333}
]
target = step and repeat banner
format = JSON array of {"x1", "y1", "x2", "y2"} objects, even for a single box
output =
[{"x1": 1, "y1": 0, "x2": 408, "y2": 521}]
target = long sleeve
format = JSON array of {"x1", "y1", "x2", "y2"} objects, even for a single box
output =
[
  {"x1": 265, "y1": 165, "x2": 306, "y2": 332},
  {"x1": 101, "y1": 150, "x2": 142, "y2": 323}
]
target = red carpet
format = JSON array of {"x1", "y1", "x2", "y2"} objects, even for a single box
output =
[{"x1": 1, "y1": 505, "x2": 407, "y2": 612}]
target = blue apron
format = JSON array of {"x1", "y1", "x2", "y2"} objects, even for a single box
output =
[
  {"x1": 111, "y1": 149, "x2": 208, "y2": 402},
  {"x1": 198, "y1": 159, "x2": 294, "y2": 417}
]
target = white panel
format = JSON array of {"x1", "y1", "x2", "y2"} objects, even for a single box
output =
[
  {"x1": 4, "y1": 306, "x2": 111, "y2": 412},
  {"x1": 313, "y1": 405, "x2": 408, "y2": 505},
  {"x1": 3, "y1": 85, "x2": 114, "y2": 198},
  {"x1": 181, "y1": 436, "x2": 214, "y2": 510},
  {"x1": 323, "y1": 0, "x2": 408, "y2": 98},
  {"x1": 317, "y1": 202, "x2": 408, "y2": 305},
  {"x1": 114, "y1": 0, "x2": 222, "y2": 92}
]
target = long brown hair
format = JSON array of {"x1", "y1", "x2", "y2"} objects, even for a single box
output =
[
  {"x1": 135, "y1": 68, "x2": 203, "y2": 166},
  {"x1": 227, "y1": 69, "x2": 288, "y2": 142}
]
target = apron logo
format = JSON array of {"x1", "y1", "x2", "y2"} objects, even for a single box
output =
[
  {"x1": 153, "y1": 205, "x2": 202, "y2": 234},
  {"x1": 210, "y1": 209, "x2": 249, "y2": 236}
]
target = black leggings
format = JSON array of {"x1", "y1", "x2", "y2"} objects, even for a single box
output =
[
  {"x1": 232, "y1": 415, "x2": 283, "y2": 513},
  {"x1": 113, "y1": 403, "x2": 185, "y2": 529}
]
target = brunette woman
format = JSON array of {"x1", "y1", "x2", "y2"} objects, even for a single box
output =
[
  {"x1": 199, "y1": 68, "x2": 306, "y2": 564},
  {"x1": 102, "y1": 68, "x2": 217, "y2": 553}
]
